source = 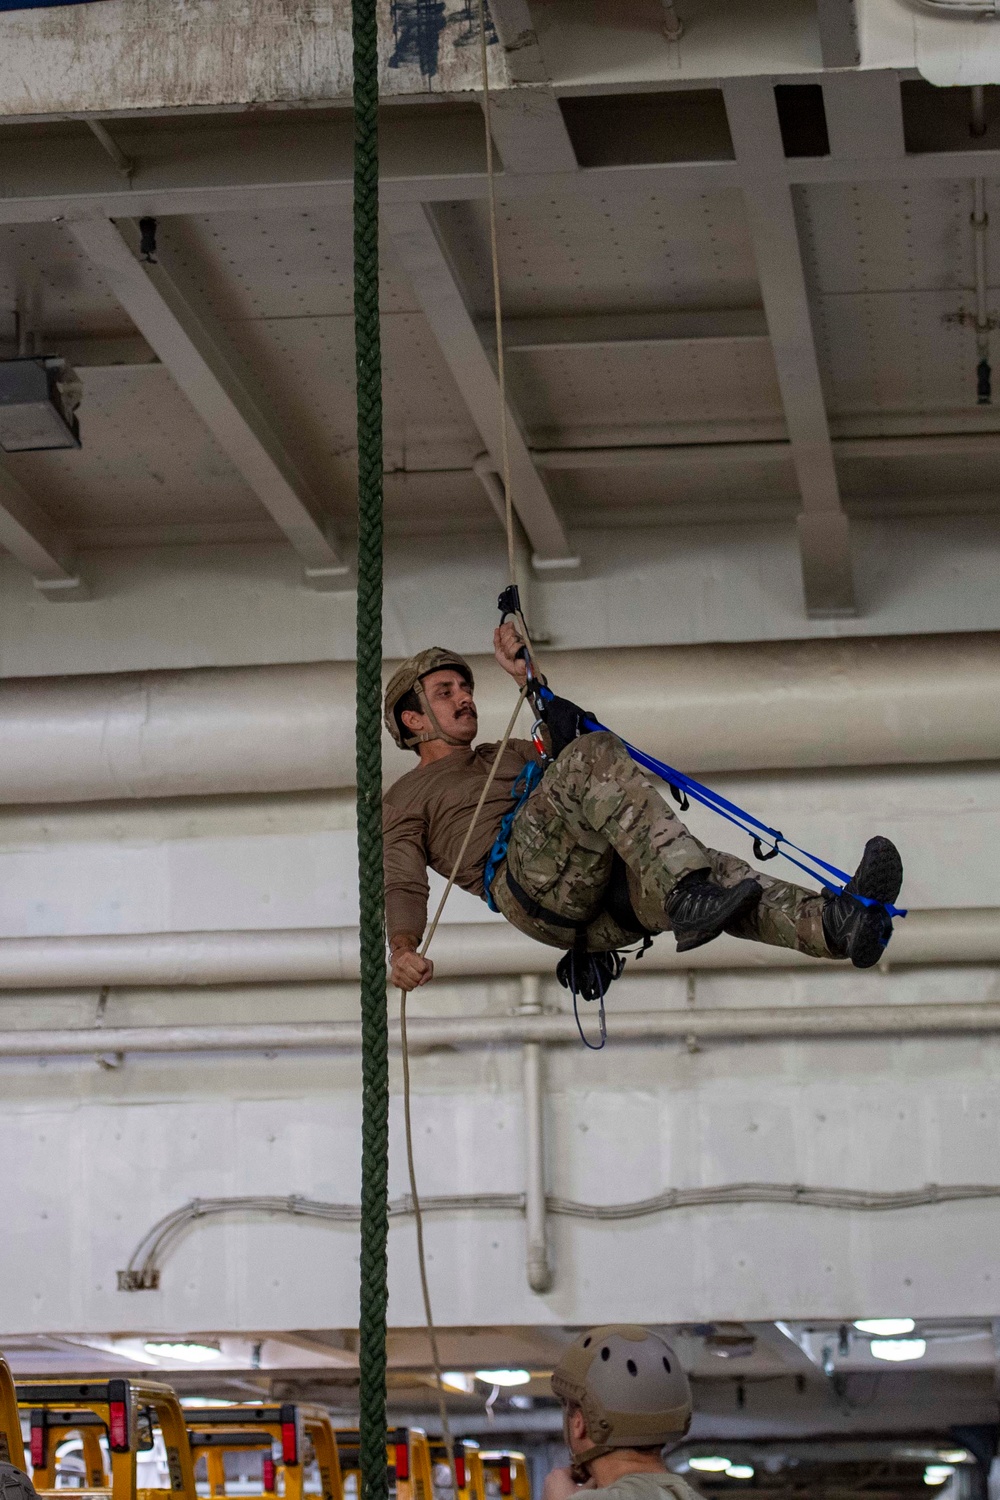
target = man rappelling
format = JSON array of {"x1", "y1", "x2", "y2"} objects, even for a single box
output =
[{"x1": 382, "y1": 624, "x2": 903, "y2": 993}]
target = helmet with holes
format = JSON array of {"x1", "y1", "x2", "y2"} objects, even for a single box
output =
[
  {"x1": 383, "y1": 648, "x2": 476, "y2": 750},
  {"x1": 550, "y1": 1326, "x2": 691, "y2": 1463},
  {"x1": 0, "y1": 1468, "x2": 39, "y2": 1500}
]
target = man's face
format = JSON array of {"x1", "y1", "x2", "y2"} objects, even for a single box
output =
[{"x1": 402, "y1": 668, "x2": 477, "y2": 745}]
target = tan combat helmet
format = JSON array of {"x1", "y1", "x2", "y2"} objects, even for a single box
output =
[
  {"x1": 0, "y1": 1467, "x2": 40, "y2": 1500},
  {"x1": 383, "y1": 647, "x2": 476, "y2": 750},
  {"x1": 551, "y1": 1325, "x2": 692, "y2": 1466}
]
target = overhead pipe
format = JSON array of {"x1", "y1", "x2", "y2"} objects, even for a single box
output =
[
  {"x1": 6, "y1": 1000, "x2": 1000, "y2": 1059},
  {"x1": 906, "y1": 1, "x2": 1000, "y2": 15},
  {"x1": 519, "y1": 975, "x2": 553, "y2": 1294},
  {"x1": 0, "y1": 908, "x2": 998, "y2": 988},
  {"x1": 2, "y1": 633, "x2": 1000, "y2": 804}
]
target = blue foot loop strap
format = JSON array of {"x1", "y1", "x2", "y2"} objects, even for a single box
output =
[{"x1": 538, "y1": 687, "x2": 906, "y2": 922}]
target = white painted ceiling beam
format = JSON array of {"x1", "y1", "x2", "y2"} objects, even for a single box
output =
[
  {"x1": 485, "y1": 87, "x2": 577, "y2": 175},
  {"x1": 535, "y1": 431, "x2": 1000, "y2": 468},
  {"x1": 496, "y1": 308, "x2": 769, "y2": 351},
  {"x1": 816, "y1": 0, "x2": 859, "y2": 69},
  {"x1": 0, "y1": 463, "x2": 87, "y2": 600},
  {"x1": 67, "y1": 217, "x2": 347, "y2": 586},
  {"x1": 5, "y1": 97, "x2": 1000, "y2": 230},
  {"x1": 387, "y1": 201, "x2": 577, "y2": 568},
  {"x1": 479, "y1": 0, "x2": 576, "y2": 172},
  {"x1": 487, "y1": 0, "x2": 549, "y2": 84},
  {"x1": 724, "y1": 77, "x2": 854, "y2": 620},
  {"x1": 0, "y1": 116, "x2": 738, "y2": 227},
  {"x1": 0, "y1": 334, "x2": 159, "y2": 370},
  {"x1": 822, "y1": 71, "x2": 905, "y2": 161}
]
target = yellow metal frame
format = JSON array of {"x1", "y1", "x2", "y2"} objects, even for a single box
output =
[
  {"x1": 184, "y1": 1404, "x2": 344, "y2": 1500},
  {"x1": 428, "y1": 1440, "x2": 485, "y2": 1500},
  {"x1": 28, "y1": 1423, "x2": 109, "y2": 1489},
  {"x1": 481, "y1": 1452, "x2": 531, "y2": 1500},
  {"x1": 333, "y1": 1428, "x2": 432, "y2": 1500},
  {"x1": 0, "y1": 1354, "x2": 26, "y2": 1470},
  {"x1": 15, "y1": 1378, "x2": 198, "y2": 1500}
]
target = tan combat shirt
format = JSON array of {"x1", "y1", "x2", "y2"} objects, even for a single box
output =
[
  {"x1": 584, "y1": 1473, "x2": 703, "y2": 1500},
  {"x1": 382, "y1": 738, "x2": 541, "y2": 941}
]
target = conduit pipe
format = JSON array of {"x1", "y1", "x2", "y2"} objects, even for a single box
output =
[
  {"x1": 973, "y1": 178, "x2": 991, "y2": 403},
  {"x1": 6, "y1": 1002, "x2": 1000, "y2": 1058},
  {"x1": 3, "y1": 632, "x2": 1000, "y2": 803},
  {"x1": 519, "y1": 975, "x2": 552, "y2": 1293},
  {"x1": 0, "y1": 909, "x2": 995, "y2": 989}
]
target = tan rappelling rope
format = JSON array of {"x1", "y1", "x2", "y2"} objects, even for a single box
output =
[
  {"x1": 398, "y1": 690, "x2": 526, "y2": 1477},
  {"x1": 395, "y1": 3, "x2": 535, "y2": 1476},
  {"x1": 478, "y1": 0, "x2": 518, "y2": 589}
]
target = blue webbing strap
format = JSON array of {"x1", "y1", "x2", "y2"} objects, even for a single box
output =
[
  {"x1": 483, "y1": 759, "x2": 544, "y2": 911},
  {"x1": 538, "y1": 688, "x2": 906, "y2": 921}
]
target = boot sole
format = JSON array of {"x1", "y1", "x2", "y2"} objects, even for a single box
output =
[
  {"x1": 674, "y1": 879, "x2": 762, "y2": 954},
  {"x1": 849, "y1": 906, "x2": 894, "y2": 969},
  {"x1": 845, "y1": 836, "x2": 903, "y2": 969},
  {"x1": 847, "y1": 835, "x2": 903, "y2": 906}
]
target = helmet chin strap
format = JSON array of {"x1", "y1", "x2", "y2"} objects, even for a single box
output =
[{"x1": 409, "y1": 678, "x2": 473, "y2": 749}]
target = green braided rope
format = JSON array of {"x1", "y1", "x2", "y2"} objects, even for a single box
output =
[{"x1": 353, "y1": 1, "x2": 388, "y2": 1499}]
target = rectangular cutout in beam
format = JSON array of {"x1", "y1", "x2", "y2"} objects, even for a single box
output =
[{"x1": 558, "y1": 90, "x2": 734, "y2": 167}]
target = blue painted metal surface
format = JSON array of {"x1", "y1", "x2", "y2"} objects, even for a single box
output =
[
  {"x1": 389, "y1": 0, "x2": 496, "y2": 79},
  {"x1": 0, "y1": 1, "x2": 108, "y2": 9}
]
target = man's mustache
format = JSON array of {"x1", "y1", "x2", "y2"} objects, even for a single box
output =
[{"x1": 454, "y1": 704, "x2": 477, "y2": 720}]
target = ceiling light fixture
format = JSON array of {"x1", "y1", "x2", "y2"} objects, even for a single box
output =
[
  {"x1": 142, "y1": 1342, "x2": 222, "y2": 1363},
  {"x1": 924, "y1": 1467, "x2": 956, "y2": 1487},
  {"x1": 726, "y1": 1465, "x2": 754, "y2": 1480},
  {"x1": 474, "y1": 1369, "x2": 531, "y2": 1387},
  {"x1": 870, "y1": 1338, "x2": 927, "y2": 1363},
  {"x1": 0, "y1": 357, "x2": 81, "y2": 452},
  {"x1": 688, "y1": 1458, "x2": 732, "y2": 1473},
  {"x1": 442, "y1": 1373, "x2": 475, "y2": 1394},
  {"x1": 853, "y1": 1318, "x2": 915, "y2": 1336}
]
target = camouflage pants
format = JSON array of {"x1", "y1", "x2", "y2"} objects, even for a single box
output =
[{"x1": 490, "y1": 731, "x2": 832, "y2": 957}]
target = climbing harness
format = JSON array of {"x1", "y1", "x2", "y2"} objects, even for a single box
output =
[{"x1": 483, "y1": 760, "x2": 544, "y2": 910}]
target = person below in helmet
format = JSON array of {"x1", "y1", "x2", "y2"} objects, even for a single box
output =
[
  {"x1": 0, "y1": 1465, "x2": 42, "y2": 1500},
  {"x1": 543, "y1": 1326, "x2": 698, "y2": 1500},
  {"x1": 382, "y1": 625, "x2": 904, "y2": 991}
]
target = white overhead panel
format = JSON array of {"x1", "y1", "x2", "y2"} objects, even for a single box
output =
[
  {"x1": 509, "y1": 337, "x2": 783, "y2": 455},
  {"x1": 440, "y1": 186, "x2": 760, "y2": 318},
  {"x1": 66, "y1": 216, "x2": 349, "y2": 588},
  {"x1": 802, "y1": 178, "x2": 989, "y2": 419},
  {"x1": 5, "y1": 366, "x2": 277, "y2": 550},
  {"x1": 724, "y1": 78, "x2": 855, "y2": 620},
  {"x1": 387, "y1": 200, "x2": 577, "y2": 567},
  {"x1": 161, "y1": 211, "x2": 485, "y2": 485},
  {"x1": 542, "y1": 454, "x2": 798, "y2": 529}
]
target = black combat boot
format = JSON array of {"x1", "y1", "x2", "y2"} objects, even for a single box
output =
[
  {"x1": 666, "y1": 870, "x2": 764, "y2": 954},
  {"x1": 822, "y1": 835, "x2": 903, "y2": 969}
]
